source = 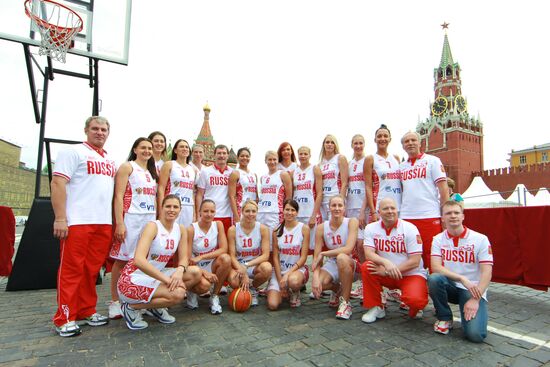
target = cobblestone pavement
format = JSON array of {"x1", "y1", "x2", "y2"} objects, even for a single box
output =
[{"x1": 0, "y1": 274, "x2": 549, "y2": 367}]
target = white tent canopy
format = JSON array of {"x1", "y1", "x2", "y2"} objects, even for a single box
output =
[
  {"x1": 462, "y1": 177, "x2": 505, "y2": 208},
  {"x1": 506, "y1": 184, "x2": 536, "y2": 206},
  {"x1": 532, "y1": 188, "x2": 550, "y2": 206}
]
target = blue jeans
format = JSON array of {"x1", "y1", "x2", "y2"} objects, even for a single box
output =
[{"x1": 428, "y1": 273, "x2": 488, "y2": 343}]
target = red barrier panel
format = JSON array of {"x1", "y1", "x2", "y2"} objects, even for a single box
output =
[
  {"x1": 464, "y1": 206, "x2": 550, "y2": 291},
  {"x1": 0, "y1": 206, "x2": 15, "y2": 276}
]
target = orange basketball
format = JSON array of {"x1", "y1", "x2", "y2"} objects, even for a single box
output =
[{"x1": 228, "y1": 288, "x2": 252, "y2": 312}]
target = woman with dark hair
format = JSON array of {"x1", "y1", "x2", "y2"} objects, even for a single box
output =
[
  {"x1": 147, "y1": 131, "x2": 167, "y2": 172},
  {"x1": 318, "y1": 135, "x2": 349, "y2": 220},
  {"x1": 266, "y1": 200, "x2": 310, "y2": 310},
  {"x1": 228, "y1": 147, "x2": 258, "y2": 222},
  {"x1": 185, "y1": 199, "x2": 232, "y2": 314},
  {"x1": 227, "y1": 200, "x2": 272, "y2": 306},
  {"x1": 158, "y1": 139, "x2": 197, "y2": 226},
  {"x1": 108, "y1": 137, "x2": 159, "y2": 319},
  {"x1": 117, "y1": 194, "x2": 202, "y2": 330},
  {"x1": 364, "y1": 124, "x2": 402, "y2": 221},
  {"x1": 277, "y1": 142, "x2": 297, "y2": 174}
]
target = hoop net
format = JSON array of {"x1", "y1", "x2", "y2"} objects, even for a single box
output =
[{"x1": 24, "y1": 0, "x2": 83, "y2": 63}]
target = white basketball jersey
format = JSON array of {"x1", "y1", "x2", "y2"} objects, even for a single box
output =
[
  {"x1": 258, "y1": 171, "x2": 285, "y2": 214},
  {"x1": 147, "y1": 220, "x2": 180, "y2": 267},
  {"x1": 124, "y1": 161, "x2": 157, "y2": 214},
  {"x1": 277, "y1": 161, "x2": 297, "y2": 173},
  {"x1": 118, "y1": 220, "x2": 181, "y2": 297},
  {"x1": 372, "y1": 153, "x2": 402, "y2": 210},
  {"x1": 322, "y1": 218, "x2": 350, "y2": 251},
  {"x1": 319, "y1": 154, "x2": 341, "y2": 204},
  {"x1": 347, "y1": 157, "x2": 366, "y2": 210},
  {"x1": 155, "y1": 159, "x2": 164, "y2": 174},
  {"x1": 168, "y1": 161, "x2": 196, "y2": 207},
  {"x1": 236, "y1": 169, "x2": 258, "y2": 214},
  {"x1": 277, "y1": 222, "x2": 304, "y2": 273},
  {"x1": 192, "y1": 222, "x2": 219, "y2": 257},
  {"x1": 235, "y1": 222, "x2": 262, "y2": 263},
  {"x1": 293, "y1": 165, "x2": 316, "y2": 218}
]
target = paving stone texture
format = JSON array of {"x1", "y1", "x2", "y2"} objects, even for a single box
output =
[{"x1": 1, "y1": 234, "x2": 549, "y2": 366}]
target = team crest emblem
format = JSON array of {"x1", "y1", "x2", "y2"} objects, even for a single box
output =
[
  {"x1": 150, "y1": 254, "x2": 159, "y2": 261},
  {"x1": 416, "y1": 235, "x2": 423, "y2": 244},
  {"x1": 440, "y1": 165, "x2": 445, "y2": 173},
  {"x1": 174, "y1": 181, "x2": 180, "y2": 187},
  {"x1": 488, "y1": 246, "x2": 493, "y2": 255},
  {"x1": 136, "y1": 187, "x2": 143, "y2": 194}
]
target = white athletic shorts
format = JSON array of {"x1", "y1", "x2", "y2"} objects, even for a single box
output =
[
  {"x1": 177, "y1": 205, "x2": 194, "y2": 227},
  {"x1": 118, "y1": 267, "x2": 176, "y2": 304},
  {"x1": 321, "y1": 257, "x2": 360, "y2": 284},
  {"x1": 345, "y1": 208, "x2": 369, "y2": 240},
  {"x1": 238, "y1": 259, "x2": 257, "y2": 277},
  {"x1": 256, "y1": 212, "x2": 279, "y2": 249},
  {"x1": 257, "y1": 212, "x2": 280, "y2": 231},
  {"x1": 267, "y1": 266, "x2": 309, "y2": 292},
  {"x1": 320, "y1": 203, "x2": 332, "y2": 221},
  {"x1": 110, "y1": 213, "x2": 155, "y2": 261},
  {"x1": 297, "y1": 217, "x2": 316, "y2": 251},
  {"x1": 197, "y1": 259, "x2": 214, "y2": 273}
]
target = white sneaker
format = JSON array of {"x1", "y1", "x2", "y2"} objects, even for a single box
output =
[
  {"x1": 76, "y1": 313, "x2": 109, "y2": 326},
  {"x1": 107, "y1": 300, "x2": 122, "y2": 319},
  {"x1": 386, "y1": 289, "x2": 402, "y2": 303},
  {"x1": 289, "y1": 289, "x2": 301, "y2": 308},
  {"x1": 361, "y1": 306, "x2": 386, "y2": 324},
  {"x1": 350, "y1": 284, "x2": 363, "y2": 300},
  {"x1": 121, "y1": 303, "x2": 148, "y2": 330},
  {"x1": 210, "y1": 295, "x2": 222, "y2": 315},
  {"x1": 328, "y1": 290, "x2": 341, "y2": 308},
  {"x1": 186, "y1": 292, "x2": 199, "y2": 310},
  {"x1": 250, "y1": 287, "x2": 259, "y2": 307},
  {"x1": 144, "y1": 308, "x2": 176, "y2": 324},
  {"x1": 55, "y1": 321, "x2": 81, "y2": 337},
  {"x1": 335, "y1": 297, "x2": 352, "y2": 320},
  {"x1": 309, "y1": 290, "x2": 331, "y2": 299},
  {"x1": 412, "y1": 309, "x2": 424, "y2": 319}
]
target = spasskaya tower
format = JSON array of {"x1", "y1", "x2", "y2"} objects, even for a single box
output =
[{"x1": 417, "y1": 23, "x2": 483, "y2": 193}]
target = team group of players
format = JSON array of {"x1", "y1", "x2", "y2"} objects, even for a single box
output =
[{"x1": 50, "y1": 116, "x2": 493, "y2": 343}]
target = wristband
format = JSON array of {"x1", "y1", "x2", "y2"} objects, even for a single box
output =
[
  {"x1": 55, "y1": 219, "x2": 67, "y2": 222},
  {"x1": 178, "y1": 265, "x2": 187, "y2": 273}
]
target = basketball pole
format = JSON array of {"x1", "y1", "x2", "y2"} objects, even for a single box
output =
[{"x1": 8, "y1": 48, "x2": 103, "y2": 291}]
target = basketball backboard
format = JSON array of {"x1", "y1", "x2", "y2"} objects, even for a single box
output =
[{"x1": 0, "y1": 0, "x2": 132, "y2": 65}]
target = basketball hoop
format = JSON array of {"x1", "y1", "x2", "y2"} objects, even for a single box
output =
[{"x1": 24, "y1": 0, "x2": 83, "y2": 63}]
